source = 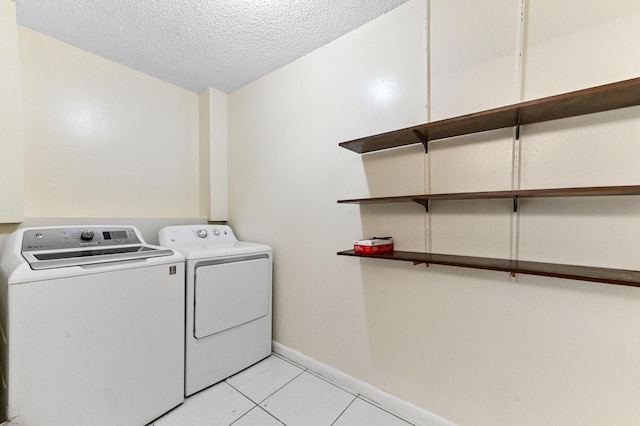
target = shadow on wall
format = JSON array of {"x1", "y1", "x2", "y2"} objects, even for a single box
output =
[
  {"x1": 361, "y1": 144, "x2": 425, "y2": 199},
  {"x1": 0, "y1": 224, "x2": 21, "y2": 255}
]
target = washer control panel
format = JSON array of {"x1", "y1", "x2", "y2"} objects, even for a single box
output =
[{"x1": 21, "y1": 226, "x2": 141, "y2": 251}]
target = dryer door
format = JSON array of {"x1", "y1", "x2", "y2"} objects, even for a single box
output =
[{"x1": 194, "y1": 255, "x2": 270, "y2": 339}]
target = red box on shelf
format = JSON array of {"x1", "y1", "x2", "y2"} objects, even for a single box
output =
[{"x1": 353, "y1": 238, "x2": 394, "y2": 254}]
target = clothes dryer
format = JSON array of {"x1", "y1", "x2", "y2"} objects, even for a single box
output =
[{"x1": 159, "y1": 225, "x2": 272, "y2": 396}]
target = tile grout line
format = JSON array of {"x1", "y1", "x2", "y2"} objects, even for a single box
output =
[
  {"x1": 258, "y1": 368, "x2": 307, "y2": 405},
  {"x1": 227, "y1": 405, "x2": 287, "y2": 426},
  {"x1": 224, "y1": 354, "x2": 307, "y2": 425},
  {"x1": 273, "y1": 352, "x2": 358, "y2": 398},
  {"x1": 272, "y1": 351, "x2": 306, "y2": 370},
  {"x1": 226, "y1": 403, "x2": 259, "y2": 426},
  {"x1": 257, "y1": 405, "x2": 287, "y2": 425},
  {"x1": 152, "y1": 353, "x2": 417, "y2": 426},
  {"x1": 273, "y1": 344, "x2": 434, "y2": 425},
  {"x1": 225, "y1": 365, "x2": 307, "y2": 406},
  {"x1": 302, "y1": 368, "x2": 357, "y2": 396},
  {"x1": 276, "y1": 355, "x2": 418, "y2": 425},
  {"x1": 329, "y1": 395, "x2": 359, "y2": 426},
  {"x1": 354, "y1": 395, "x2": 419, "y2": 426}
]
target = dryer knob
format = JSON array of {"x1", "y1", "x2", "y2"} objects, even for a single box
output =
[
  {"x1": 196, "y1": 229, "x2": 208, "y2": 238},
  {"x1": 213, "y1": 229, "x2": 220, "y2": 237},
  {"x1": 80, "y1": 230, "x2": 94, "y2": 240}
]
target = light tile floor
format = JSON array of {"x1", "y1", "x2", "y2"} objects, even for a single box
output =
[{"x1": 151, "y1": 353, "x2": 416, "y2": 426}]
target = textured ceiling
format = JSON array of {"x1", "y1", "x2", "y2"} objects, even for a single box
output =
[{"x1": 16, "y1": 0, "x2": 411, "y2": 93}]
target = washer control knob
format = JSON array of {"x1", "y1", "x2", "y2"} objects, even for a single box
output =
[
  {"x1": 80, "y1": 230, "x2": 94, "y2": 240},
  {"x1": 196, "y1": 229, "x2": 208, "y2": 238},
  {"x1": 213, "y1": 229, "x2": 221, "y2": 237}
]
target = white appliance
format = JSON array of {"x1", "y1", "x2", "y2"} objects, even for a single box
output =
[
  {"x1": 158, "y1": 225, "x2": 272, "y2": 396},
  {"x1": 0, "y1": 226, "x2": 185, "y2": 426}
]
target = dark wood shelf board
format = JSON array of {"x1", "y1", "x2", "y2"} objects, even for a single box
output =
[
  {"x1": 337, "y1": 185, "x2": 640, "y2": 205},
  {"x1": 339, "y1": 77, "x2": 640, "y2": 154},
  {"x1": 337, "y1": 250, "x2": 640, "y2": 287}
]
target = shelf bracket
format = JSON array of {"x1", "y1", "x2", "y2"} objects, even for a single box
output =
[
  {"x1": 412, "y1": 129, "x2": 428, "y2": 153},
  {"x1": 510, "y1": 271, "x2": 517, "y2": 278},
  {"x1": 513, "y1": 196, "x2": 519, "y2": 213},
  {"x1": 413, "y1": 260, "x2": 430, "y2": 267},
  {"x1": 413, "y1": 198, "x2": 429, "y2": 212}
]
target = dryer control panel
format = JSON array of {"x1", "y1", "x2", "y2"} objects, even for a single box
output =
[
  {"x1": 159, "y1": 225, "x2": 238, "y2": 245},
  {"x1": 193, "y1": 227, "x2": 231, "y2": 239}
]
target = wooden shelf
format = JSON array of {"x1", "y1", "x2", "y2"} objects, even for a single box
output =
[
  {"x1": 339, "y1": 77, "x2": 640, "y2": 154},
  {"x1": 337, "y1": 250, "x2": 640, "y2": 287},
  {"x1": 338, "y1": 185, "x2": 640, "y2": 207},
  {"x1": 337, "y1": 77, "x2": 640, "y2": 287}
]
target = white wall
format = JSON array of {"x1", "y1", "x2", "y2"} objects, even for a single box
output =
[
  {"x1": 0, "y1": 24, "x2": 201, "y2": 251},
  {"x1": 228, "y1": 0, "x2": 640, "y2": 425},
  {"x1": 229, "y1": 0, "x2": 427, "y2": 388},
  {"x1": 18, "y1": 27, "x2": 200, "y2": 219},
  {"x1": 198, "y1": 88, "x2": 229, "y2": 221},
  {"x1": 0, "y1": 0, "x2": 24, "y2": 223}
]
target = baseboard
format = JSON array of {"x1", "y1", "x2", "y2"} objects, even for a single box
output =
[{"x1": 272, "y1": 341, "x2": 455, "y2": 426}]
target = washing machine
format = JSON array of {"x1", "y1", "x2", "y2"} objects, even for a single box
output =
[
  {"x1": 159, "y1": 225, "x2": 272, "y2": 396},
  {"x1": 0, "y1": 226, "x2": 185, "y2": 426}
]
